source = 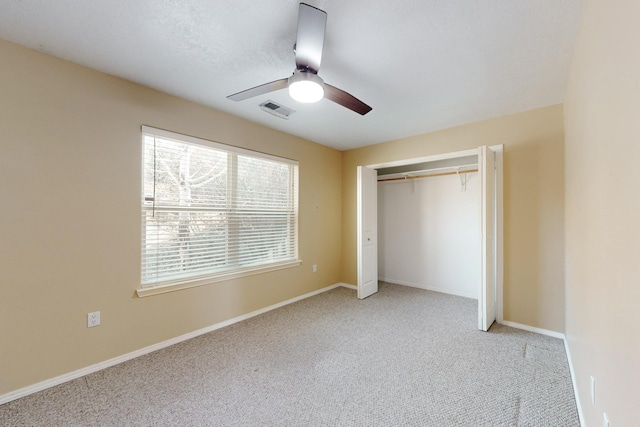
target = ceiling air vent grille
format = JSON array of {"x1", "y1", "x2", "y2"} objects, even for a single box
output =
[{"x1": 259, "y1": 100, "x2": 295, "y2": 120}]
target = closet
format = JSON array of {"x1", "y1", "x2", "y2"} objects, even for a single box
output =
[
  {"x1": 377, "y1": 155, "x2": 480, "y2": 299},
  {"x1": 357, "y1": 146, "x2": 502, "y2": 331}
]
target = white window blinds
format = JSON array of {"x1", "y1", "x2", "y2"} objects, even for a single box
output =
[{"x1": 141, "y1": 126, "x2": 299, "y2": 288}]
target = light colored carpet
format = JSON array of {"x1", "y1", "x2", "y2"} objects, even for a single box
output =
[{"x1": 0, "y1": 282, "x2": 580, "y2": 426}]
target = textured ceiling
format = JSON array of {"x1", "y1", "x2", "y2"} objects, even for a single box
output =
[{"x1": 0, "y1": 0, "x2": 584, "y2": 150}]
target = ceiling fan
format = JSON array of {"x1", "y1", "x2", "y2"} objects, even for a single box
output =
[{"x1": 227, "y1": 3, "x2": 372, "y2": 115}]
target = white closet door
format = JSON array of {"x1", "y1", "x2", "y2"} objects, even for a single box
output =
[
  {"x1": 479, "y1": 146, "x2": 496, "y2": 331},
  {"x1": 357, "y1": 166, "x2": 378, "y2": 299}
]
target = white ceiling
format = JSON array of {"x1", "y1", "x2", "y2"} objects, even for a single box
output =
[{"x1": 0, "y1": 0, "x2": 584, "y2": 151}]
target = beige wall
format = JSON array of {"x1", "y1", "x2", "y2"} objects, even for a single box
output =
[
  {"x1": 0, "y1": 39, "x2": 342, "y2": 395},
  {"x1": 564, "y1": 0, "x2": 640, "y2": 424},
  {"x1": 341, "y1": 105, "x2": 566, "y2": 332}
]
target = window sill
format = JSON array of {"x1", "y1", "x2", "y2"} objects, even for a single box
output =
[{"x1": 136, "y1": 260, "x2": 303, "y2": 298}]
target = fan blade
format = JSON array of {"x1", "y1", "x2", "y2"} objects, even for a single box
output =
[
  {"x1": 295, "y1": 3, "x2": 327, "y2": 72},
  {"x1": 227, "y1": 78, "x2": 288, "y2": 101},
  {"x1": 324, "y1": 84, "x2": 372, "y2": 115}
]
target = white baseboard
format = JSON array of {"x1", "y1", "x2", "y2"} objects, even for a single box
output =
[
  {"x1": 498, "y1": 320, "x2": 565, "y2": 339},
  {"x1": 339, "y1": 282, "x2": 357, "y2": 290},
  {"x1": 380, "y1": 277, "x2": 478, "y2": 300},
  {"x1": 563, "y1": 336, "x2": 585, "y2": 427},
  {"x1": 0, "y1": 282, "x2": 344, "y2": 406}
]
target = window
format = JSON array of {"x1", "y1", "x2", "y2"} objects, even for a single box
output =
[{"x1": 140, "y1": 126, "x2": 299, "y2": 295}]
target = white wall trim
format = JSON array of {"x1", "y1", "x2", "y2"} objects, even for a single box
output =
[
  {"x1": 0, "y1": 282, "x2": 344, "y2": 405},
  {"x1": 563, "y1": 337, "x2": 585, "y2": 427},
  {"x1": 339, "y1": 282, "x2": 358, "y2": 290},
  {"x1": 499, "y1": 320, "x2": 565, "y2": 339},
  {"x1": 136, "y1": 259, "x2": 303, "y2": 298},
  {"x1": 380, "y1": 277, "x2": 478, "y2": 300}
]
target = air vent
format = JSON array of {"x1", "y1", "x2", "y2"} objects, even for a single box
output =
[{"x1": 259, "y1": 100, "x2": 295, "y2": 120}]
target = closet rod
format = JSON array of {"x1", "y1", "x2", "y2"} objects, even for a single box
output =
[{"x1": 378, "y1": 169, "x2": 478, "y2": 182}]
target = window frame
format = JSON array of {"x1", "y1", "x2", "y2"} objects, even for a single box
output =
[{"x1": 137, "y1": 126, "x2": 301, "y2": 297}]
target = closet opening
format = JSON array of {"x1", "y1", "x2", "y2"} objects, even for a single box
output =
[{"x1": 357, "y1": 146, "x2": 503, "y2": 331}]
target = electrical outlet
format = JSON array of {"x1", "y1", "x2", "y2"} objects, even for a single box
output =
[
  {"x1": 590, "y1": 376, "x2": 596, "y2": 405},
  {"x1": 312, "y1": 264, "x2": 317, "y2": 273},
  {"x1": 603, "y1": 412, "x2": 609, "y2": 427},
  {"x1": 88, "y1": 311, "x2": 101, "y2": 328}
]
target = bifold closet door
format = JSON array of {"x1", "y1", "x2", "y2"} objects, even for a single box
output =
[
  {"x1": 357, "y1": 166, "x2": 378, "y2": 299},
  {"x1": 479, "y1": 145, "x2": 496, "y2": 331}
]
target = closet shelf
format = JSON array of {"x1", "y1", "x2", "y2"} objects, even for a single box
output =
[{"x1": 378, "y1": 164, "x2": 478, "y2": 182}]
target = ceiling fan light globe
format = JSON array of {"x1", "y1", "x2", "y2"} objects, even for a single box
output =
[
  {"x1": 288, "y1": 71, "x2": 324, "y2": 103},
  {"x1": 289, "y1": 81, "x2": 324, "y2": 103}
]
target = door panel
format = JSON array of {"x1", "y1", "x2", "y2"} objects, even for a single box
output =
[
  {"x1": 480, "y1": 146, "x2": 496, "y2": 331},
  {"x1": 357, "y1": 166, "x2": 378, "y2": 299}
]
